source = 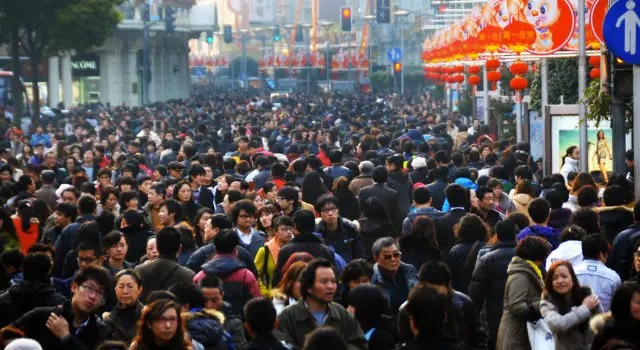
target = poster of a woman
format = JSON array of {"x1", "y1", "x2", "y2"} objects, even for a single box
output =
[{"x1": 592, "y1": 130, "x2": 612, "y2": 183}]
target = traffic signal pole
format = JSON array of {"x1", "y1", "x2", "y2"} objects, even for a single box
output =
[{"x1": 143, "y1": 4, "x2": 150, "y2": 104}]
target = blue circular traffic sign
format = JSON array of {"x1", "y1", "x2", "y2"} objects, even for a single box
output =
[{"x1": 604, "y1": 0, "x2": 640, "y2": 64}]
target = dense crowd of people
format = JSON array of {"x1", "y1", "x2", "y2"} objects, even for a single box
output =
[{"x1": 0, "y1": 88, "x2": 637, "y2": 349}]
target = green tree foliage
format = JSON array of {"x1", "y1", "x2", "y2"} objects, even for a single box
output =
[
  {"x1": 0, "y1": 0, "x2": 122, "y2": 126},
  {"x1": 584, "y1": 79, "x2": 633, "y2": 132},
  {"x1": 458, "y1": 84, "x2": 473, "y2": 116},
  {"x1": 529, "y1": 57, "x2": 579, "y2": 112}
]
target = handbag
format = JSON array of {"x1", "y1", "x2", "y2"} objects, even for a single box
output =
[{"x1": 527, "y1": 319, "x2": 555, "y2": 350}]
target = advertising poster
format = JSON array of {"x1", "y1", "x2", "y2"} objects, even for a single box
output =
[
  {"x1": 452, "y1": 90, "x2": 459, "y2": 112},
  {"x1": 149, "y1": 0, "x2": 162, "y2": 21},
  {"x1": 551, "y1": 116, "x2": 630, "y2": 174},
  {"x1": 529, "y1": 110, "x2": 543, "y2": 161}
]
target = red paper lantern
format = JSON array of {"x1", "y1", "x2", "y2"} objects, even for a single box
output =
[
  {"x1": 509, "y1": 61, "x2": 528, "y2": 75},
  {"x1": 589, "y1": 68, "x2": 600, "y2": 79},
  {"x1": 510, "y1": 76, "x2": 528, "y2": 90},
  {"x1": 588, "y1": 56, "x2": 600, "y2": 67},
  {"x1": 467, "y1": 65, "x2": 481, "y2": 75},
  {"x1": 486, "y1": 58, "x2": 500, "y2": 71},
  {"x1": 487, "y1": 70, "x2": 501, "y2": 82},
  {"x1": 453, "y1": 65, "x2": 464, "y2": 74},
  {"x1": 468, "y1": 75, "x2": 481, "y2": 85},
  {"x1": 500, "y1": 20, "x2": 537, "y2": 53}
]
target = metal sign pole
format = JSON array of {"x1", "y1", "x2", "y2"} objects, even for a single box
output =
[
  {"x1": 578, "y1": 0, "x2": 588, "y2": 171},
  {"x1": 634, "y1": 66, "x2": 640, "y2": 198}
]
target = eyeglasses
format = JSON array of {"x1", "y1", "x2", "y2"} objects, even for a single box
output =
[
  {"x1": 238, "y1": 214, "x2": 255, "y2": 219},
  {"x1": 278, "y1": 227, "x2": 294, "y2": 232},
  {"x1": 321, "y1": 207, "x2": 339, "y2": 214},
  {"x1": 155, "y1": 316, "x2": 179, "y2": 325},
  {"x1": 77, "y1": 257, "x2": 97, "y2": 264},
  {"x1": 79, "y1": 284, "x2": 105, "y2": 299},
  {"x1": 382, "y1": 252, "x2": 402, "y2": 261}
]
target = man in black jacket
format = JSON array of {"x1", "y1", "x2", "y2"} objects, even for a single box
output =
[
  {"x1": 468, "y1": 219, "x2": 518, "y2": 349},
  {"x1": 0, "y1": 253, "x2": 67, "y2": 328},
  {"x1": 314, "y1": 194, "x2": 365, "y2": 263},
  {"x1": 359, "y1": 166, "x2": 401, "y2": 234},
  {"x1": 427, "y1": 165, "x2": 449, "y2": 211},
  {"x1": 398, "y1": 261, "x2": 487, "y2": 349},
  {"x1": 435, "y1": 184, "x2": 469, "y2": 257},
  {"x1": 244, "y1": 297, "x2": 294, "y2": 349},
  {"x1": 273, "y1": 210, "x2": 335, "y2": 286},
  {"x1": 13, "y1": 267, "x2": 112, "y2": 350},
  {"x1": 190, "y1": 165, "x2": 215, "y2": 210},
  {"x1": 120, "y1": 209, "x2": 155, "y2": 263},
  {"x1": 609, "y1": 201, "x2": 640, "y2": 280}
]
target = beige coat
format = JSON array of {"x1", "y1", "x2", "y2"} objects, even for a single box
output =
[{"x1": 496, "y1": 256, "x2": 544, "y2": 350}]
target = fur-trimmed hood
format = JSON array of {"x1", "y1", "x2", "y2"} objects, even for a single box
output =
[
  {"x1": 595, "y1": 205, "x2": 634, "y2": 214},
  {"x1": 182, "y1": 307, "x2": 225, "y2": 324},
  {"x1": 590, "y1": 311, "x2": 612, "y2": 336}
]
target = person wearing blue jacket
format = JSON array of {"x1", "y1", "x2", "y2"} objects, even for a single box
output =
[{"x1": 516, "y1": 197, "x2": 561, "y2": 249}]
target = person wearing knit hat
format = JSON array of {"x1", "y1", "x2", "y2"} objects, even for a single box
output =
[
  {"x1": 409, "y1": 157, "x2": 429, "y2": 185},
  {"x1": 348, "y1": 161, "x2": 375, "y2": 197}
]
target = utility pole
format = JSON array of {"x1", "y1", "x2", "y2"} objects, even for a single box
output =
[
  {"x1": 578, "y1": 0, "x2": 588, "y2": 171},
  {"x1": 143, "y1": 1, "x2": 151, "y2": 104}
]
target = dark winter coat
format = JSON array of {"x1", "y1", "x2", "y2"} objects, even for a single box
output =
[
  {"x1": 517, "y1": 224, "x2": 561, "y2": 249},
  {"x1": 371, "y1": 262, "x2": 419, "y2": 314},
  {"x1": 386, "y1": 171, "x2": 413, "y2": 220},
  {"x1": 408, "y1": 167, "x2": 429, "y2": 185},
  {"x1": 272, "y1": 232, "x2": 335, "y2": 286},
  {"x1": 53, "y1": 214, "x2": 96, "y2": 277},
  {"x1": 186, "y1": 243, "x2": 257, "y2": 276},
  {"x1": 133, "y1": 255, "x2": 196, "y2": 303},
  {"x1": 359, "y1": 183, "x2": 402, "y2": 234},
  {"x1": 427, "y1": 180, "x2": 448, "y2": 211},
  {"x1": 0, "y1": 280, "x2": 67, "y2": 328},
  {"x1": 447, "y1": 240, "x2": 485, "y2": 295},
  {"x1": 314, "y1": 217, "x2": 366, "y2": 263},
  {"x1": 334, "y1": 189, "x2": 360, "y2": 221},
  {"x1": 365, "y1": 315, "x2": 399, "y2": 350},
  {"x1": 548, "y1": 207, "x2": 573, "y2": 231},
  {"x1": 200, "y1": 254, "x2": 260, "y2": 319},
  {"x1": 398, "y1": 291, "x2": 488, "y2": 349},
  {"x1": 120, "y1": 225, "x2": 154, "y2": 264},
  {"x1": 245, "y1": 333, "x2": 294, "y2": 350},
  {"x1": 596, "y1": 206, "x2": 635, "y2": 244},
  {"x1": 358, "y1": 218, "x2": 395, "y2": 261},
  {"x1": 435, "y1": 208, "x2": 468, "y2": 257},
  {"x1": 13, "y1": 301, "x2": 111, "y2": 350},
  {"x1": 590, "y1": 312, "x2": 640, "y2": 350},
  {"x1": 400, "y1": 235, "x2": 442, "y2": 270},
  {"x1": 467, "y1": 241, "x2": 517, "y2": 343},
  {"x1": 608, "y1": 222, "x2": 640, "y2": 281},
  {"x1": 184, "y1": 308, "x2": 233, "y2": 350},
  {"x1": 402, "y1": 206, "x2": 444, "y2": 236},
  {"x1": 104, "y1": 301, "x2": 142, "y2": 344}
]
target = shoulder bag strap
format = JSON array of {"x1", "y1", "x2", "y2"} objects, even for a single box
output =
[{"x1": 462, "y1": 241, "x2": 481, "y2": 275}]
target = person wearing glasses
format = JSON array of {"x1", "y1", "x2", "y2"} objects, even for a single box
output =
[
  {"x1": 370, "y1": 237, "x2": 418, "y2": 315},
  {"x1": 130, "y1": 299, "x2": 193, "y2": 350},
  {"x1": 314, "y1": 193, "x2": 365, "y2": 264},
  {"x1": 53, "y1": 242, "x2": 104, "y2": 299},
  {"x1": 231, "y1": 199, "x2": 265, "y2": 258},
  {"x1": 255, "y1": 215, "x2": 294, "y2": 297},
  {"x1": 13, "y1": 267, "x2": 112, "y2": 350}
]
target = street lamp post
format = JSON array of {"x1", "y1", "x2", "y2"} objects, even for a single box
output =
[
  {"x1": 364, "y1": 15, "x2": 376, "y2": 91},
  {"x1": 394, "y1": 10, "x2": 410, "y2": 95},
  {"x1": 321, "y1": 21, "x2": 333, "y2": 92},
  {"x1": 240, "y1": 29, "x2": 249, "y2": 88},
  {"x1": 301, "y1": 23, "x2": 312, "y2": 93},
  {"x1": 284, "y1": 24, "x2": 295, "y2": 90}
]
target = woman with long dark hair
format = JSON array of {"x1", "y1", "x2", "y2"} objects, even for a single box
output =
[
  {"x1": 591, "y1": 282, "x2": 640, "y2": 348},
  {"x1": 400, "y1": 216, "x2": 442, "y2": 270},
  {"x1": 172, "y1": 180, "x2": 202, "y2": 225},
  {"x1": 447, "y1": 213, "x2": 488, "y2": 294},
  {"x1": 332, "y1": 177, "x2": 359, "y2": 221},
  {"x1": 358, "y1": 197, "x2": 394, "y2": 261},
  {"x1": 256, "y1": 204, "x2": 279, "y2": 241},
  {"x1": 540, "y1": 261, "x2": 602, "y2": 349},
  {"x1": 12, "y1": 200, "x2": 38, "y2": 255},
  {"x1": 301, "y1": 171, "x2": 330, "y2": 208},
  {"x1": 130, "y1": 299, "x2": 193, "y2": 350}
]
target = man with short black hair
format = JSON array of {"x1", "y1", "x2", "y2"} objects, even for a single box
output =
[
  {"x1": 427, "y1": 165, "x2": 449, "y2": 211},
  {"x1": 190, "y1": 165, "x2": 215, "y2": 210},
  {"x1": 277, "y1": 258, "x2": 366, "y2": 349},
  {"x1": 193, "y1": 229, "x2": 261, "y2": 319},
  {"x1": 516, "y1": 198, "x2": 560, "y2": 249},
  {"x1": 359, "y1": 165, "x2": 402, "y2": 233},
  {"x1": 134, "y1": 226, "x2": 195, "y2": 302},
  {"x1": 435, "y1": 184, "x2": 469, "y2": 257},
  {"x1": 0, "y1": 253, "x2": 66, "y2": 327},
  {"x1": 314, "y1": 194, "x2": 365, "y2": 263},
  {"x1": 13, "y1": 267, "x2": 111, "y2": 350},
  {"x1": 475, "y1": 186, "x2": 505, "y2": 228},
  {"x1": 120, "y1": 209, "x2": 154, "y2": 263},
  {"x1": 273, "y1": 210, "x2": 335, "y2": 286},
  {"x1": 574, "y1": 233, "x2": 621, "y2": 311},
  {"x1": 144, "y1": 183, "x2": 166, "y2": 232},
  {"x1": 42, "y1": 203, "x2": 77, "y2": 245},
  {"x1": 35, "y1": 170, "x2": 58, "y2": 211},
  {"x1": 53, "y1": 195, "x2": 97, "y2": 277},
  {"x1": 245, "y1": 297, "x2": 293, "y2": 349},
  {"x1": 402, "y1": 186, "x2": 443, "y2": 235},
  {"x1": 324, "y1": 150, "x2": 352, "y2": 181},
  {"x1": 277, "y1": 186, "x2": 301, "y2": 217}
]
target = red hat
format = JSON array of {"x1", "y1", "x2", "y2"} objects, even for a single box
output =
[{"x1": 413, "y1": 182, "x2": 425, "y2": 190}]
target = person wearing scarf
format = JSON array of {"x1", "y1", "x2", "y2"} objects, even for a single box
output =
[{"x1": 254, "y1": 215, "x2": 293, "y2": 297}]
